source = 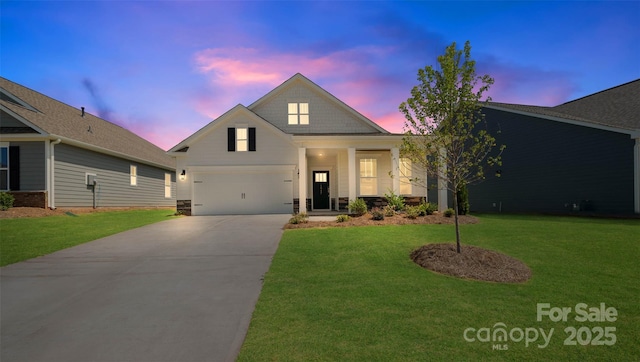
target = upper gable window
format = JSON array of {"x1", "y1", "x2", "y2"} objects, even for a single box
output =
[{"x1": 288, "y1": 102, "x2": 309, "y2": 125}]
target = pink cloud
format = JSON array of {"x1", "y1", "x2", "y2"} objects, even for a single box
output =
[
  {"x1": 187, "y1": 46, "x2": 580, "y2": 142},
  {"x1": 190, "y1": 46, "x2": 400, "y2": 130}
]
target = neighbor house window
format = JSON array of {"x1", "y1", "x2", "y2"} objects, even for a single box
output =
[
  {"x1": 288, "y1": 102, "x2": 309, "y2": 125},
  {"x1": 228, "y1": 127, "x2": 256, "y2": 152},
  {"x1": 0, "y1": 144, "x2": 8, "y2": 191},
  {"x1": 164, "y1": 173, "x2": 171, "y2": 198},
  {"x1": 359, "y1": 158, "x2": 377, "y2": 195},
  {"x1": 130, "y1": 165, "x2": 137, "y2": 186},
  {"x1": 399, "y1": 158, "x2": 412, "y2": 195}
]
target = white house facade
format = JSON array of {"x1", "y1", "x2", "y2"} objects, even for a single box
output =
[{"x1": 168, "y1": 73, "x2": 443, "y2": 215}]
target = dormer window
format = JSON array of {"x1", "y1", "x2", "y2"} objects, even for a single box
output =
[{"x1": 288, "y1": 102, "x2": 309, "y2": 125}]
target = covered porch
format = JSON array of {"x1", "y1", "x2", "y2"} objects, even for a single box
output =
[{"x1": 294, "y1": 136, "x2": 448, "y2": 213}]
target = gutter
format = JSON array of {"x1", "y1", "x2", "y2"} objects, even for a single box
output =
[
  {"x1": 48, "y1": 134, "x2": 175, "y2": 171},
  {"x1": 49, "y1": 138, "x2": 61, "y2": 209}
]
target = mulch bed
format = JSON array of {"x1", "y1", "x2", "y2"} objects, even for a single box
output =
[
  {"x1": 285, "y1": 213, "x2": 479, "y2": 229},
  {"x1": 410, "y1": 243, "x2": 532, "y2": 283},
  {"x1": 0, "y1": 207, "x2": 174, "y2": 219}
]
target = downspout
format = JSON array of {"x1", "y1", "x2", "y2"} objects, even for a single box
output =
[
  {"x1": 49, "y1": 138, "x2": 61, "y2": 209},
  {"x1": 634, "y1": 138, "x2": 640, "y2": 214}
]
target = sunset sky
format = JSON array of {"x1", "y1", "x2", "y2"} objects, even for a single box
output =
[{"x1": 2, "y1": 1, "x2": 639, "y2": 150}]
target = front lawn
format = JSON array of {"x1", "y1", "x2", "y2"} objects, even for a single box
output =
[
  {"x1": 0, "y1": 209, "x2": 175, "y2": 266},
  {"x1": 239, "y1": 215, "x2": 640, "y2": 361}
]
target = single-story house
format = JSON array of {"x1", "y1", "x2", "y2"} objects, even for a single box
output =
[
  {"x1": 469, "y1": 79, "x2": 640, "y2": 215},
  {"x1": 0, "y1": 77, "x2": 176, "y2": 209},
  {"x1": 168, "y1": 73, "x2": 442, "y2": 216}
]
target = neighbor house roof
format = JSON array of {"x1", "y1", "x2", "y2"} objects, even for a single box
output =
[
  {"x1": 0, "y1": 77, "x2": 175, "y2": 170},
  {"x1": 485, "y1": 79, "x2": 640, "y2": 135}
]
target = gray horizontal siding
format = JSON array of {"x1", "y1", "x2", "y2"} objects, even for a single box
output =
[
  {"x1": 54, "y1": 144, "x2": 175, "y2": 208},
  {"x1": 13, "y1": 141, "x2": 46, "y2": 190},
  {"x1": 468, "y1": 108, "x2": 635, "y2": 214}
]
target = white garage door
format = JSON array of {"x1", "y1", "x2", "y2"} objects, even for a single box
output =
[{"x1": 192, "y1": 171, "x2": 293, "y2": 215}]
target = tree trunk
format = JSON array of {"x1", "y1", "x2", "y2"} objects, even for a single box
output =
[{"x1": 453, "y1": 188, "x2": 461, "y2": 253}]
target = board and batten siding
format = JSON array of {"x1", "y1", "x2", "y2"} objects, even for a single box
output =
[
  {"x1": 12, "y1": 141, "x2": 46, "y2": 190},
  {"x1": 54, "y1": 144, "x2": 175, "y2": 207},
  {"x1": 251, "y1": 82, "x2": 380, "y2": 134},
  {"x1": 468, "y1": 108, "x2": 635, "y2": 214}
]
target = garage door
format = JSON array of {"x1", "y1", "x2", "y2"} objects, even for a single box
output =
[{"x1": 192, "y1": 171, "x2": 293, "y2": 215}]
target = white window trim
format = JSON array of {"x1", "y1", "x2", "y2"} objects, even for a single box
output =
[
  {"x1": 288, "y1": 101, "x2": 309, "y2": 125},
  {"x1": 130, "y1": 165, "x2": 137, "y2": 186},
  {"x1": 164, "y1": 173, "x2": 172, "y2": 198},
  {"x1": 399, "y1": 158, "x2": 412, "y2": 195},
  {"x1": 0, "y1": 142, "x2": 9, "y2": 191},
  {"x1": 358, "y1": 158, "x2": 378, "y2": 196},
  {"x1": 236, "y1": 127, "x2": 248, "y2": 152}
]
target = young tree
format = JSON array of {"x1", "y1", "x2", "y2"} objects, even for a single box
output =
[{"x1": 399, "y1": 40, "x2": 504, "y2": 253}]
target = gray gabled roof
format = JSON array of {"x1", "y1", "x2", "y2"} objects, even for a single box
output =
[
  {"x1": 486, "y1": 79, "x2": 640, "y2": 134},
  {"x1": 553, "y1": 79, "x2": 640, "y2": 131},
  {"x1": 0, "y1": 77, "x2": 175, "y2": 170}
]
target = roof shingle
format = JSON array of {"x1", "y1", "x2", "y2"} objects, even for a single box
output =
[
  {"x1": 0, "y1": 77, "x2": 174, "y2": 170},
  {"x1": 487, "y1": 79, "x2": 640, "y2": 133}
]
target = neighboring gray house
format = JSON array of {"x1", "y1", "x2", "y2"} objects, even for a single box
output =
[
  {"x1": 168, "y1": 73, "x2": 439, "y2": 216},
  {"x1": 469, "y1": 79, "x2": 640, "y2": 215},
  {"x1": 0, "y1": 77, "x2": 176, "y2": 209}
]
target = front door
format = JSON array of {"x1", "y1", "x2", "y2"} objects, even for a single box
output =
[{"x1": 312, "y1": 171, "x2": 330, "y2": 209}]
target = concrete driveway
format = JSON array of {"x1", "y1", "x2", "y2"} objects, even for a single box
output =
[{"x1": 0, "y1": 214, "x2": 290, "y2": 362}]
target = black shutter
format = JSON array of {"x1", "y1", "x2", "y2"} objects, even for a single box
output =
[
  {"x1": 9, "y1": 146, "x2": 20, "y2": 191},
  {"x1": 249, "y1": 127, "x2": 256, "y2": 152},
  {"x1": 227, "y1": 128, "x2": 235, "y2": 152}
]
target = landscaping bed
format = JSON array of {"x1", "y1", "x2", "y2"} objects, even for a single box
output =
[
  {"x1": 0, "y1": 206, "x2": 174, "y2": 219},
  {"x1": 285, "y1": 212, "x2": 478, "y2": 229},
  {"x1": 411, "y1": 243, "x2": 532, "y2": 283}
]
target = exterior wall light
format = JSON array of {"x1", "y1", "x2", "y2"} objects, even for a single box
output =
[{"x1": 180, "y1": 169, "x2": 186, "y2": 181}]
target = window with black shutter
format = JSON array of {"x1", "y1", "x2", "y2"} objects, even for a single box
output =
[
  {"x1": 227, "y1": 128, "x2": 235, "y2": 152},
  {"x1": 248, "y1": 128, "x2": 256, "y2": 152},
  {"x1": 9, "y1": 146, "x2": 19, "y2": 190},
  {"x1": 228, "y1": 127, "x2": 256, "y2": 152}
]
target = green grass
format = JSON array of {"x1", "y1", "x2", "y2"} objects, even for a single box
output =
[
  {"x1": 0, "y1": 209, "x2": 175, "y2": 266},
  {"x1": 239, "y1": 215, "x2": 640, "y2": 361}
]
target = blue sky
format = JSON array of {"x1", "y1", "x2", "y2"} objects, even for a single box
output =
[{"x1": 2, "y1": 1, "x2": 639, "y2": 150}]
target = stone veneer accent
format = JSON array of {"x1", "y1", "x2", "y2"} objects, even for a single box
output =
[{"x1": 176, "y1": 200, "x2": 192, "y2": 216}]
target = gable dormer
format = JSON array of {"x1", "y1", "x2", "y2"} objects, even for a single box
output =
[
  {"x1": 0, "y1": 88, "x2": 38, "y2": 112},
  {"x1": 249, "y1": 73, "x2": 388, "y2": 135}
]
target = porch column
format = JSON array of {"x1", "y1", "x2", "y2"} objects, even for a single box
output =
[
  {"x1": 298, "y1": 147, "x2": 307, "y2": 213},
  {"x1": 424, "y1": 166, "x2": 429, "y2": 201},
  {"x1": 348, "y1": 147, "x2": 356, "y2": 207},
  {"x1": 391, "y1": 147, "x2": 400, "y2": 194},
  {"x1": 437, "y1": 147, "x2": 448, "y2": 212},
  {"x1": 634, "y1": 138, "x2": 640, "y2": 214}
]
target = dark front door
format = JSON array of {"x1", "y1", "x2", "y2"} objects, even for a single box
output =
[{"x1": 313, "y1": 171, "x2": 330, "y2": 209}]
